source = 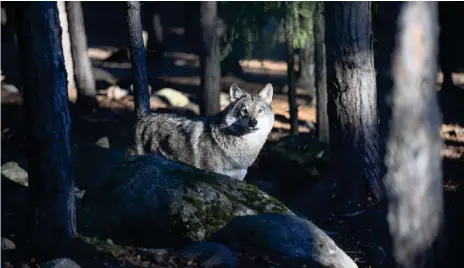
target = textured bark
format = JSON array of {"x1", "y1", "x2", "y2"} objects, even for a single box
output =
[
  {"x1": 199, "y1": 1, "x2": 221, "y2": 116},
  {"x1": 57, "y1": 1, "x2": 76, "y2": 91},
  {"x1": 383, "y1": 2, "x2": 444, "y2": 267},
  {"x1": 286, "y1": 4, "x2": 298, "y2": 135},
  {"x1": 325, "y1": 2, "x2": 383, "y2": 209},
  {"x1": 126, "y1": 1, "x2": 151, "y2": 118},
  {"x1": 313, "y1": 3, "x2": 329, "y2": 144},
  {"x1": 66, "y1": 1, "x2": 96, "y2": 101},
  {"x1": 15, "y1": 2, "x2": 76, "y2": 259}
]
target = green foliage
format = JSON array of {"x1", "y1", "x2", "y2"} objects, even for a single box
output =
[{"x1": 218, "y1": 1, "x2": 319, "y2": 59}]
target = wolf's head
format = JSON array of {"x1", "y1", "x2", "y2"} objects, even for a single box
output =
[{"x1": 222, "y1": 83, "x2": 275, "y2": 136}]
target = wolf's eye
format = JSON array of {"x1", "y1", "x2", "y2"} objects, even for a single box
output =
[
  {"x1": 258, "y1": 108, "x2": 263, "y2": 113},
  {"x1": 241, "y1": 108, "x2": 248, "y2": 115}
]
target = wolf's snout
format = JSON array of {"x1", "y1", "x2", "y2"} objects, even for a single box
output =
[{"x1": 249, "y1": 119, "x2": 258, "y2": 127}]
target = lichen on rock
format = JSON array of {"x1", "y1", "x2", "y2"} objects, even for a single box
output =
[{"x1": 80, "y1": 155, "x2": 293, "y2": 248}]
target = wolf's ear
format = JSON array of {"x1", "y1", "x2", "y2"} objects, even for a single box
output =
[
  {"x1": 230, "y1": 82, "x2": 245, "y2": 102},
  {"x1": 258, "y1": 83, "x2": 273, "y2": 105}
]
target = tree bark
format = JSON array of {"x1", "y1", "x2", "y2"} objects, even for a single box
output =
[
  {"x1": 286, "y1": 3, "x2": 299, "y2": 135},
  {"x1": 199, "y1": 1, "x2": 221, "y2": 116},
  {"x1": 126, "y1": 1, "x2": 151, "y2": 118},
  {"x1": 296, "y1": 38, "x2": 315, "y2": 91},
  {"x1": 383, "y1": 2, "x2": 444, "y2": 267},
  {"x1": 15, "y1": 2, "x2": 76, "y2": 259},
  {"x1": 58, "y1": 1, "x2": 76, "y2": 92},
  {"x1": 325, "y1": 2, "x2": 383, "y2": 211},
  {"x1": 66, "y1": 1, "x2": 96, "y2": 105},
  {"x1": 313, "y1": 2, "x2": 329, "y2": 144}
]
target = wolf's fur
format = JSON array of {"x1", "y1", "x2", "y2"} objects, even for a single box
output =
[{"x1": 128, "y1": 83, "x2": 275, "y2": 180}]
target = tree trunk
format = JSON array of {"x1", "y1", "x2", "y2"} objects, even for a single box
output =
[
  {"x1": 1, "y1": 2, "x2": 21, "y2": 90},
  {"x1": 143, "y1": 2, "x2": 164, "y2": 63},
  {"x1": 199, "y1": 1, "x2": 221, "y2": 116},
  {"x1": 383, "y1": 2, "x2": 444, "y2": 267},
  {"x1": 66, "y1": 1, "x2": 96, "y2": 105},
  {"x1": 126, "y1": 1, "x2": 151, "y2": 118},
  {"x1": 57, "y1": 1, "x2": 76, "y2": 93},
  {"x1": 15, "y1": 2, "x2": 76, "y2": 259},
  {"x1": 325, "y1": 2, "x2": 383, "y2": 211},
  {"x1": 296, "y1": 38, "x2": 315, "y2": 91},
  {"x1": 313, "y1": 2, "x2": 329, "y2": 144},
  {"x1": 374, "y1": 2, "x2": 403, "y2": 192},
  {"x1": 286, "y1": 3, "x2": 298, "y2": 135}
]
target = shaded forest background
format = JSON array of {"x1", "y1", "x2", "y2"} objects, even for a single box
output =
[{"x1": 1, "y1": 2, "x2": 464, "y2": 268}]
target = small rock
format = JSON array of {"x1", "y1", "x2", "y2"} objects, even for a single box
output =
[
  {"x1": 1, "y1": 83, "x2": 20, "y2": 93},
  {"x1": 106, "y1": 85, "x2": 129, "y2": 100},
  {"x1": 1, "y1": 237, "x2": 16, "y2": 250},
  {"x1": 41, "y1": 258, "x2": 81, "y2": 268},
  {"x1": 95, "y1": 136, "x2": 110, "y2": 149},
  {"x1": 1, "y1": 161, "x2": 28, "y2": 186},
  {"x1": 175, "y1": 242, "x2": 238, "y2": 268},
  {"x1": 220, "y1": 92, "x2": 231, "y2": 107},
  {"x1": 155, "y1": 88, "x2": 190, "y2": 108}
]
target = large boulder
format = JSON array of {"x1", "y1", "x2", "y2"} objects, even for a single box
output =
[
  {"x1": 80, "y1": 155, "x2": 293, "y2": 248},
  {"x1": 210, "y1": 213, "x2": 358, "y2": 268},
  {"x1": 175, "y1": 242, "x2": 238, "y2": 268}
]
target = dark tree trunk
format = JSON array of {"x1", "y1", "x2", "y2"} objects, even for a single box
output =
[
  {"x1": 438, "y1": 3, "x2": 454, "y2": 92},
  {"x1": 66, "y1": 1, "x2": 96, "y2": 105},
  {"x1": 143, "y1": 2, "x2": 164, "y2": 63},
  {"x1": 313, "y1": 2, "x2": 329, "y2": 144},
  {"x1": 126, "y1": 1, "x2": 151, "y2": 118},
  {"x1": 296, "y1": 39, "x2": 315, "y2": 91},
  {"x1": 199, "y1": 1, "x2": 221, "y2": 116},
  {"x1": 383, "y1": 2, "x2": 444, "y2": 267},
  {"x1": 286, "y1": 4, "x2": 298, "y2": 135},
  {"x1": 15, "y1": 2, "x2": 76, "y2": 259},
  {"x1": 1, "y1": 2, "x2": 21, "y2": 90},
  {"x1": 221, "y1": 38, "x2": 245, "y2": 77},
  {"x1": 374, "y1": 2, "x2": 403, "y2": 193},
  {"x1": 325, "y1": 2, "x2": 383, "y2": 211}
]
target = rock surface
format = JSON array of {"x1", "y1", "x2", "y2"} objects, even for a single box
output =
[
  {"x1": 80, "y1": 155, "x2": 293, "y2": 248},
  {"x1": 155, "y1": 88, "x2": 191, "y2": 108},
  {"x1": 211, "y1": 213, "x2": 358, "y2": 268},
  {"x1": 175, "y1": 242, "x2": 238, "y2": 268},
  {"x1": 41, "y1": 258, "x2": 81, "y2": 268},
  {"x1": 1, "y1": 161, "x2": 28, "y2": 186}
]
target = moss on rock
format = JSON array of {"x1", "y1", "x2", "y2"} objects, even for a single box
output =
[{"x1": 81, "y1": 155, "x2": 294, "y2": 248}]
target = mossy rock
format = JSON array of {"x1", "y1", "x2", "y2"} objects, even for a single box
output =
[{"x1": 80, "y1": 155, "x2": 293, "y2": 248}]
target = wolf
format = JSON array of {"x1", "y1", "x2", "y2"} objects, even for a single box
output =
[{"x1": 127, "y1": 82, "x2": 275, "y2": 180}]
